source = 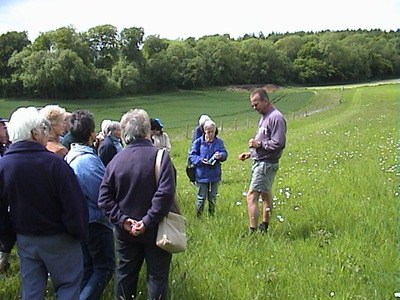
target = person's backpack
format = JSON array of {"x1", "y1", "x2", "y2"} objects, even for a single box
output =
[{"x1": 186, "y1": 157, "x2": 196, "y2": 183}]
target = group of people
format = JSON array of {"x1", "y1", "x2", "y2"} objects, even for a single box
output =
[
  {"x1": 0, "y1": 106, "x2": 176, "y2": 300},
  {"x1": 0, "y1": 87, "x2": 286, "y2": 299}
]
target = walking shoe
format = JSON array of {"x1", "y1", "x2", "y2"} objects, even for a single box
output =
[{"x1": 258, "y1": 222, "x2": 269, "y2": 233}]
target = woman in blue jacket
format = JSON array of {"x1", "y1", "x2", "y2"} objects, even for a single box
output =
[{"x1": 189, "y1": 120, "x2": 228, "y2": 217}]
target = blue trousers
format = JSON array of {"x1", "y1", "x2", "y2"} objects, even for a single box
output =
[
  {"x1": 196, "y1": 182, "x2": 219, "y2": 216},
  {"x1": 17, "y1": 233, "x2": 83, "y2": 300},
  {"x1": 80, "y1": 222, "x2": 115, "y2": 300},
  {"x1": 115, "y1": 237, "x2": 172, "y2": 300}
]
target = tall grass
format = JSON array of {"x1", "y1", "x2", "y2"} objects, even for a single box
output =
[{"x1": 0, "y1": 83, "x2": 398, "y2": 299}]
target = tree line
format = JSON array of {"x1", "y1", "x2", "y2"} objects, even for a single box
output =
[{"x1": 0, "y1": 25, "x2": 399, "y2": 99}]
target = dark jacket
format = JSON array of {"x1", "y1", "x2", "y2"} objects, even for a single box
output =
[
  {"x1": 0, "y1": 141, "x2": 88, "y2": 241},
  {"x1": 61, "y1": 131, "x2": 75, "y2": 151},
  {"x1": 189, "y1": 135, "x2": 228, "y2": 183},
  {"x1": 98, "y1": 136, "x2": 118, "y2": 167},
  {"x1": 98, "y1": 138, "x2": 175, "y2": 242}
]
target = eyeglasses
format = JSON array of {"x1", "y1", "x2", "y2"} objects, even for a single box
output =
[{"x1": 40, "y1": 123, "x2": 49, "y2": 134}]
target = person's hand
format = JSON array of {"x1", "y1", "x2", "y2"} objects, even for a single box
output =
[
  {"x1": 238, "y1": 152, "x2": 250, "y2": 161},
  {"x1": 202, "y1": 158, "x2": 210, "y2": 165},
  {"x1": 131, "y1": 220, "x2": 146, "y2": 236},
  {"x1": 214, "y1": 152, "x2": 221, "y2": 160},
  {"x1": 123, "y1": 218, "x2": 138, "y2": 233},
  {"x1": 248, "y1": 138, "x2": 260, "y2": 148}
]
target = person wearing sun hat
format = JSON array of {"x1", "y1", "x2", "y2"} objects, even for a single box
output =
[{"x1": 150, "y1": 118, "x2": 172, "y2": 152}]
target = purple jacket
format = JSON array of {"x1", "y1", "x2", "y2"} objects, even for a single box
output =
[
  {"x1": 98, "y1": 138, "x2": 175, "y2": 242},
  {"x1": 0, "y1": 141, "x2": 88, "y2": 241},
  {"x1": 251, "y1": 108, "x2": 286, "y2": 163}
]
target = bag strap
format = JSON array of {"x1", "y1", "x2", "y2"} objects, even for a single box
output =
[
  {"x1": 65, "y1": 151, "x2": 95, "y2": 165},
  {"x1": 154, "y1": 149, "x2": 181, "y2": 214},
  {"x1": 155, "y1": 148, "x2": 164, "y2": 184}
]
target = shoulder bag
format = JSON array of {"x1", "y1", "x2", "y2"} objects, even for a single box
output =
[{"x1": 155, "y1": 149, "x2": 187, "y2": 253}]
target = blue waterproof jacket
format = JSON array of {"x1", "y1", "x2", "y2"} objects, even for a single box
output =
[
  {"x1": 65, "y1": 144, "x2": 113, "y2": 229},
  {"x1": 189, "y1": 135, "x2": 228, "y2": 183}
]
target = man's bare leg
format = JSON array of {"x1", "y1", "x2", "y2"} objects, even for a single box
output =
[
  {"x1": 247, "y1": 190, "x2": 260, "y2": 229},
  {"x1": 261, "y1": 192, "x2": 273, "y2": 223}
]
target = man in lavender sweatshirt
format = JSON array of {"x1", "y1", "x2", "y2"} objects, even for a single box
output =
[{"x1": 238, "y1": 88, "x2": 287, "y2": 234}]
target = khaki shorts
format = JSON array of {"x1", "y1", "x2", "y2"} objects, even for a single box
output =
[{"x1": 249, "y1": 161, "x2": 279, "y2": 193}]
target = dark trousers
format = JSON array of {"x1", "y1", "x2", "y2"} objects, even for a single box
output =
[
  {"x1": 115, "y1": 237, "x2": 172, "y2": 300},
  {"x1": 80, "y1": 222, "x2": 115, "y2": 300}
]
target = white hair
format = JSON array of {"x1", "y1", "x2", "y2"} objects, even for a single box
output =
[
  {"x1": 203, "y1": 119, "x2": 216, "y2": 131},
  {"x1": 101, "y1": 119, "x2": 112, "y2": 135},
  {"x1": 8, "y1": 107, "x2": 46, "y2": 143},
  {"x1": 199, "y1": 114, "x2": 211, "y2": 126}
]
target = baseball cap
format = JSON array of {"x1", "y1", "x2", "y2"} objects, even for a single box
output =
[{"x1": 0, "y1": 116, "x2": 8, "y2": 123}]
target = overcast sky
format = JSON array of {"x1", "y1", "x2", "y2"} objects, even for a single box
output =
[{"x1": 0, "y1": 0, "x2": 398, "y2": 41}]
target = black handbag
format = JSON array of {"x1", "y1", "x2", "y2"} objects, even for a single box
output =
[{"x1": 185, "y1": 157, "x2": 196, "y2": 183}]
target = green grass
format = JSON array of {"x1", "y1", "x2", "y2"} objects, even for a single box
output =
[
  {"x1": 0, "y1": 87, "x2": 323, "y2": 133},
  {"x1": 0, "y1": 83, "x2": 398, "y2": 299}
]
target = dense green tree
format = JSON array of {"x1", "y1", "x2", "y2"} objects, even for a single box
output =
[
  {"x1": 368, "y1": 37, "x2": 398, "y2": 77},
  {"x1": 8, "y1": 50, "x2": 54, "y2": 97},
  {"x1": 275, "y1": 35, "x2": 306, "y2": 61},
  {"x1": 8, "y1": 48, "x2": 117, "y2": 98},
  {"x1": 86, "y1": 25, "x2": 119, "y2": 70},
  {"x1": 239, "y1": 38, "x2": 292, "y2": 84},
  {"x1": 0, "y1": 31, "x2": 30, "y2": 96},
  {"x1": 0, "y1": 31, "x2": 30, "y2": 77},
  {"x1": 31, "y1": 27, "x2": 93, "y2": 65},
  {"x1": 112, "y1": 61, "x2": 143, "y2": 94},
  {"x1": 294, "y1": 41, "x2": 335, "y2": 83},
  {"x1": 163, "y1": 41, "x2": 207, "y2": 88},
  {"x1": 341, "y1": 34, "x2": 372, "y2": 80},
  {"x1": 1, "y1": 28, "x2": 399, "y2": 98},
  {"x1": 195, "y1": 35, "x2": 241, "y2": 86},
  {"x1": 120, "y1": 27, "x2": 145, "y2": 68},
  {"x1": 142, "y1": 35, "x2": 169, "y2": 59},
  {"x1": 145, "y1": 51, "x2": 178, "y2": 91}
]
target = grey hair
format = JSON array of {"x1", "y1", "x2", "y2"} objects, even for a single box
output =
[
  {"x1": 106, "y1": 121, "x2": 121, "y2": 136},
  {"x1": 120, "y1": 108, "x2": 150, "y2": 145},
  {"x1": 8, "y1": 107, "x2": 46, "y2": 143},
  {"x1": 203, "y1": 119, "x2": 216, "y2": 131}
]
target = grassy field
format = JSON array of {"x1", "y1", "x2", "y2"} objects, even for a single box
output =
[
  {"x1": 0, "y1": 83, "x2": 398, "y2": 299},
  {"x1": 0, "y1": 87, "x2": 321, "y2": 139}
]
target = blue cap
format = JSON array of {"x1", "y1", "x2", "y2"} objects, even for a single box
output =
[{"x1": 154, "y1": 118, "x2": 163, "y2": 128}]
